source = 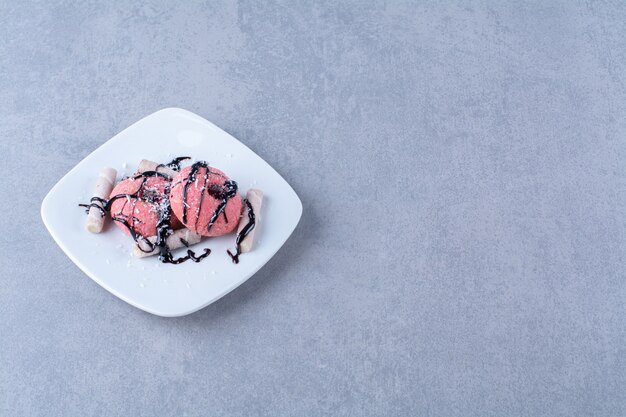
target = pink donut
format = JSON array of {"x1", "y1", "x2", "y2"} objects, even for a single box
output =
[
  {"x1": 170, "y1": 164, "x2": 242, "y2": 237},
  {"x1": 109, "y1": 175, "x2": 182, "y2": 238}
]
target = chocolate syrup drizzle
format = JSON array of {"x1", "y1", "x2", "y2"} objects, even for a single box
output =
[
  {"x1": 227, "y1": 199, "x2": 256, "y2": 264},
  {"x1": 79, "y1": 158, "x2": 212, "y2": 264},
  {"x1": 158, "y1": 156, "x2": 190, "y2": 172}
]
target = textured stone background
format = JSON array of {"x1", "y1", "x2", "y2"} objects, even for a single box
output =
[{"x1": 1, "y1": 1, "x2": 625, "y2": 416}]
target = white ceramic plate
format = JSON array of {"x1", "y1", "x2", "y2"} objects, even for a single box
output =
[{"x1": 41, "y1": 108, "x2": 302, "y2": 317}]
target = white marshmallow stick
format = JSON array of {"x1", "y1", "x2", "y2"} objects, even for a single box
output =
[
  {"x1": 238, "y1": 189, "x2": 264, "y2": 253},
  {"x1": 136, "y1": 159, "x2": 177, "y2": 178},
  {"x1": 132, "y1": 228, "x2": 202, "y2": 258},
  {"x1": 85, "y1": 167, "x2": 117, "y2": 234}
]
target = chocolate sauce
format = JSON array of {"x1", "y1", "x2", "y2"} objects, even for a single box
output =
[
  {"x1": 227, "y1": 199, "x2": 255, "y2": 264},
  {"x1": 158, "y1": 156, "x2": 190, "y2": 172},
  {"x1": 160, "y1": 248, "x2": 211, "y2": 264},
  {"x1": 78, "y1": 197, "x2": 108, "y2": 216},
  {"x1": 79, "y1": 160, "x2": 211, "y2": 265}
]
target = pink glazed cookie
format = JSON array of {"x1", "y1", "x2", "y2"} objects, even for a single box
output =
[
  {"x1": 109, "y1": 175, "x2": 182, "y2": 238},
  {"x1": 170, "y1": 163, "x2": 242, "y2": 237}
]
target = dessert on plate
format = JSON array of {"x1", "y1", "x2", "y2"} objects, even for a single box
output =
[{"x1": 79, "y1": 157, "x2": 262, "y2": 265}]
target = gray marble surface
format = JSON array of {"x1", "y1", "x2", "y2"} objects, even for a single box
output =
[{"x1": 1, "y1": 1, "x2": 625, "y2": 416}]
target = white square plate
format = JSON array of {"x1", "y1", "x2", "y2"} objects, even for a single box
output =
[{"x1": 41, "y1": 108, "x2": 302, "y2": 317}]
